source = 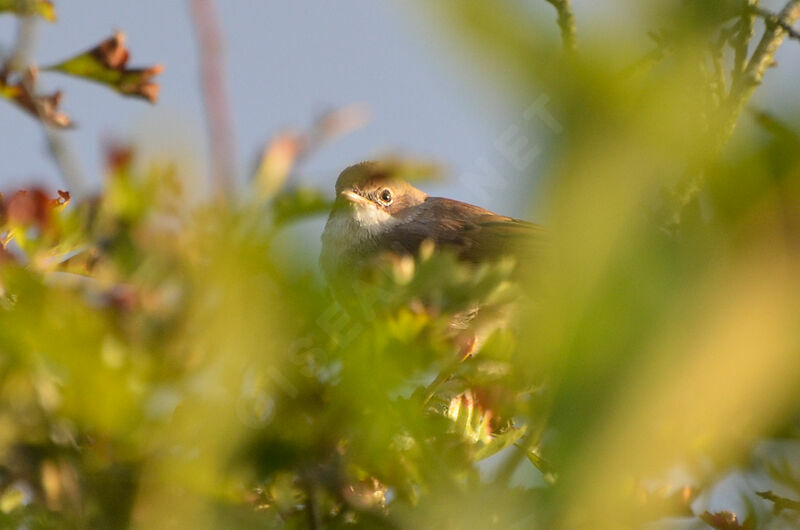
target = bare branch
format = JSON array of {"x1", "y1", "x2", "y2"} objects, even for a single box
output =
[
  {"x1": 756, "y1": 490, "x2": 800, "y2": 513},
  {"x1": 2, "y1": 17, "x2": 88, "y2": 196},
  {"x1": 187, "y1": 0, "x2": 237, "y2": 199},
  {"x1": 670, "y1": 0, "x2": 800, "y2": 225},
  {"x1": 733, "y1": 0, "x2": 757, "y2": 75},
  {"x1": 722, "y1": 0, "x2": 800, "y2": 146},
  {"x1": 753, "y1": 5, "x2": 800, "y2": 41}
]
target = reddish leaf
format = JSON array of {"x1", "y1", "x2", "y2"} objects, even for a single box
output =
[
  {"x1": 103, "y1": 141, "x2": 136, "y2": 175},
  {"x1": 0, "y1": 0, "x2": 56, "y2": 21},
  {"x1": 47, "y1": 31, "x2": 163, "y2": 102},
  {"x1": 0, "y1": 67, "x2": 71, "y2": 128},
  {"x1": 700, "y1": 510, "x2": 747, "y2": 530},
  {"x1": 1, "y1": 188, "x2": 70, "y2": 230}
]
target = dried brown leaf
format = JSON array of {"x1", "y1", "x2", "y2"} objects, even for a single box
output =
[
  {"x1": 47, "y1": 31, "x2": 163, "y2": 102},
  {"x1": 0, "y1": 68, "x2": 71, "y2": 127},
  {"x1": 700, "y1": 510, "x2": 747, "y2": 530}
]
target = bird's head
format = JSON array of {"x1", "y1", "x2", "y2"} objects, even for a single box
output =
[{"x1": 330, "y1": 161, "x2": 428, "y2": 234}]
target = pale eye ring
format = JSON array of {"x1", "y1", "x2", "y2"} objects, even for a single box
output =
[{"x1": 379, "y1": 188, "x2": 393, "y2": 205}]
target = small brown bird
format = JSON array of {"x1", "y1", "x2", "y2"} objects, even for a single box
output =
[
  {"x1": 320, "y1": 161, "x2": 544, "y2": 355},
  {"x1": 320, "y1": 161, "x2": 544, "y2": 279}
]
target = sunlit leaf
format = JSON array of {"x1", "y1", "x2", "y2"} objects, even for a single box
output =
[
  {"x1": 46, "y1": 31, "x2": 163, "y2": 102},
  {"x1": 271, "y1": 186, "x2": 331, "y2": 226},
  {"x1": 253, "y1": 131, "x2": 305, "y2": 201},
  {"x1": 473, "y1": 425, "x2": 525, "y2": 461},
  {"x1": 0, "y1": 0, "x2": 56, "y2": 21}
]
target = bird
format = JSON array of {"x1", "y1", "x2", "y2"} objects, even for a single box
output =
[{"x1": 320, "y1": 160, "x2": 545, "y2": 356}]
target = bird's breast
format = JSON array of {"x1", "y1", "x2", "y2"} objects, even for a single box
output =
[{"x1": 320, "y1": 213, "x2": 379, "y2": 279}]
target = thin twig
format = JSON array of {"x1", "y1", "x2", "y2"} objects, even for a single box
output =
[
  {"x1": 670, "y1": 0, "x2": 800, "y2": 224},
  {"x1": 726, "y1": 0, "x2": 800, "y2": 133},
  {"x1": 7, "y1": 16, "x2": 38, "y2": 73},
  {"x1": 544, "y1": 0, "x2": 577, "y2": 53},
  {"x1": 733, "y1": 1, "x2": 758, "y2": 75},
  {"x1": 711, "y1": 31, "x2": 728, "y2": 105},
  {"x1": 756, "y1": 490, "x2": 800, "y2": 513},
  {"x1": 753, "y1": 6, "x2": 800, "y2": 41},
  {"x1": 4, "y1": 17, "x2": 88, "y2": 196},
  {"x1": 187, "y1": 0, "x2": 237, "y2": 199}
]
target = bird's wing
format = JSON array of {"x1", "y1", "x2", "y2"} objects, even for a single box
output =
[{"x1": 381, "y1": 197, "x2": 546, "y2": 263}]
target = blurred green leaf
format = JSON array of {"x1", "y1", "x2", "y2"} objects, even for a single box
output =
[
  {"x1": 0, "y1": 0, "x2": 56, "y2": 21},
  {"x1": 271, "y1": 186, "x2": 332, "y2": 227},
  {"x1": 473, "y1": 426, "x2": 525, "y2": 461}
]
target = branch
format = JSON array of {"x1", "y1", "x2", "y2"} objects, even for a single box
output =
[
  {"x1": 187, "y1": 0, "x2": 236, "y2": 199},
  {"x1": 753, "y1": 6, "x2": 800, "y2": 41},
  {"x1": 544, "y1": 0, "x2": 577, "y2": 53},
  {"x1": 733, "y1": 0, "x2": 757, "y2": 75},
  {"x1": 670, "y1": 0, "x2": 800, "y2": 224},
  {"x1": 724, "y1": 0, "x2": 800, "y2": 140},
  {"x1": 2, "y1": 17, "x2": 88, "y2": 197},
  {"x1": 756, "y1": 490, "x2": 800, "y2": 513}
]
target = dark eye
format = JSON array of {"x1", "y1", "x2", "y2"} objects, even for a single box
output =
[{"x1": 379, "y1": 188, "x2": 393, "y2": 204}]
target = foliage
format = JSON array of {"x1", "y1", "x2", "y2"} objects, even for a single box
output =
[{"x1": 2, "y1": 1, "x2": 800, "y2": 529}]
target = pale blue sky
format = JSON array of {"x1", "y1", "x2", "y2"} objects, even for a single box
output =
[{"x1": 1, "y1": 1, "x2": 798, "y2": 222}]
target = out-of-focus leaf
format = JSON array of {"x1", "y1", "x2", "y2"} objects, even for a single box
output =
[
  {"x1": 0, "y1": 0, "x2": 56, "y2": 21},
  {"x1": 0, "y1": 68, "x2": 70, "y2": 127},
  {"x1": 523, "y1": 446, "x2": 557, "y2": 484},
  {"x1": 46, "y1": 31, "x2": 163, "y2": 102},
  {"x1": 253, "y1": 131, "x2": 305, "y2": 201},
  {"x1": 473, "y1": 425, "x2": 525, "y2": 461},
  {"x1": 1, "y1": 188, "x2": 70, "y2": 240},
  {"x1": 252, "y1": 105, "x2": 370, "y2": 201},
  {"x1": 312, "y1": 102, "x2": 370, "y2": 143},
  {"x1": 271, "y1": 186, "x2": 332, "y2": 227}
]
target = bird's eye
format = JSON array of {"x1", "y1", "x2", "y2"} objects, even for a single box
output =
[{"x1": 379, "y1": 188, "x2": 393, "y2": 205}]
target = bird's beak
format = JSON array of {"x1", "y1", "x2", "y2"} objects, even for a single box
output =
[{"x1": 339, "y1": 190, "x2": 371, "y2": 206}]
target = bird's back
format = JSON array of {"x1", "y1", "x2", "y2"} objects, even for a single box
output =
[{"x1": 381, "y1": 197, "x2": 546, "y2": 264}]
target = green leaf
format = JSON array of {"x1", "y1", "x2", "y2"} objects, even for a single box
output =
[
  {"x1": 473, "y1": 426, "x2": 526, "y2": 461},
  {"x1": 522, "y1": 446, "x2": 558, "y2": 484},
  {"x1": 271, "y1": 187, "x2": 332, "y2": 227},
  {"x1": 0, "y1": 0, "x2": 56, "y2": 21},
  {"x1": 45, "y1": 31, "x2": 162, "y2": 102}
]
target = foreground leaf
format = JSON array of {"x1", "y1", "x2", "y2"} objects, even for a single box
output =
[
  {"x1": 46, "y1": 31, "x2": 163, "y2": 102},
  {"x1": 0, "y1": 0, "x2": 56, "y2": 21},
  {"x1": 473, "y1": 426, "x2": 526, "y2": 461},
  {"x1": 271, "y1": 187, "x2": 331, "y2": 227}
]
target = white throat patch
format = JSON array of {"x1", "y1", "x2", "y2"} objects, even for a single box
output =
[{"x1": 349, "y1": 202, "x2": 397, "y2": 236}]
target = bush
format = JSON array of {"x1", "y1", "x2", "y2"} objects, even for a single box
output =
[{"x1": 2, "y1": 1, "x2": 800, "y2": 528}]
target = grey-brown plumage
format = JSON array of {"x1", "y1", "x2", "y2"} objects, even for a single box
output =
[
  {"x1": 320, "y1": 161, "x2": 545, "y2": 282},
  {"x1": 320, "y1": 161, "x2": 544, "y2": 357}
]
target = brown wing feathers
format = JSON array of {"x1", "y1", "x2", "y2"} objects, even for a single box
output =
[{"x1": 383, "y1": 197, "x2": 544, "y2": 263}]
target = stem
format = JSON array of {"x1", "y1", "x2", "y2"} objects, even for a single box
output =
[
  {"x1": 723, "y1": 0, "x2": 800, "y2": 145},
  {"x1": 671, "y1": 0, "x2": 800, "y2": 224},
  {"x1": 544, "y1": 0, "x2": 577, "y2": 53},
  {"x1": 187, "y1": 0, "x2": 237, "y2": 199},
  {"x1": 733, "y1": 1, "x2": 757, "y2": 75},
  {"x1": 5, "y1": 17, "x2": 88, "y2": 196},
  {"x1": 753, "y1": 6, "x2": 800, "y2": 41}
]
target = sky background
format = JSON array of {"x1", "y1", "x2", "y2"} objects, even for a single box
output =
[{"x1": 1, "y1": 1, "x2": 798, "y2": 224}]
